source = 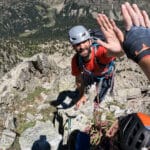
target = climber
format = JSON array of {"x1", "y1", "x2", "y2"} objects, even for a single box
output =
[{"x1": 69, "y1": 24, "x2": 124, "y2": 109}]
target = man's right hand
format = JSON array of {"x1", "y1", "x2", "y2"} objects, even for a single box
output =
[
  {"x1": 106, "y1": 120, "x2": 119, "y2": 137},
  {"x1": 75, "y1": 95, "x2": 87, "y2": 109}
]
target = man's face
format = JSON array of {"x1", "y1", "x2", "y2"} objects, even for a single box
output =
[{"x1": 73, "y1": 39, "x2": 91, "y2": 57}]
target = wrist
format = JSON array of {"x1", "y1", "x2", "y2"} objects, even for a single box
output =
[
  {"x1": 135, "y1": 48, "x2": 150, "y2": 63},
  {"x1": 139, "y1": 55, "x2": 150, "y2": 80}
]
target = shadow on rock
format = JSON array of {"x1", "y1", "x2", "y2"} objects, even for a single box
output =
[
  {"x1": 32, "y1": 135, "x2": 51, "y2": 150},
  {"x1": 50, "y1": 90, "x2": 79, "y2": 109}
]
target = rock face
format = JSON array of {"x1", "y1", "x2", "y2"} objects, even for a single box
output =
[
  {"x1": 0, "y1": 41, "x2": 149, "y2": 149},
  {"x1": 19, "y1": 121, "x2": 62, "y2": 150},
  {"x1": 0, "y1": 0, "x2": 150, "y2": 149},
  {"x1": 1, "y1": 0, "x2": 150, "y2": 38},
  {"x1": 1, "y1": 0, "x2": 150, "y2": 77},
  {"x1": 0, "y1": 40, "x2": 21, "y2": 77}
]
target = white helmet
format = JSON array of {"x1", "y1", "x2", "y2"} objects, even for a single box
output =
[{"x1": 69, "y1": 25, "x2": 91, "y2": 45}]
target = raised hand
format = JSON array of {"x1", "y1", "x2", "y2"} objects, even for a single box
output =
[
  {"x1": 121, "y1": 2, "x2": 150, "y2": 80},
  {"x1": 96, "y1": 14, "x2": 124, "y2": 57},
  {"x1": 121, "y1": 2, "x2": 150, "y2": 30}
]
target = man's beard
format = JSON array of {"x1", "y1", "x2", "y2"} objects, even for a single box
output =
[{"x1": 78, "y1": 47, "x2": 91, "y2": 61}]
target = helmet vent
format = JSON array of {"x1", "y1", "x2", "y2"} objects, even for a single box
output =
[
  {"x1": 133, "y1": 123, "x2": 140, "y2": 136},
  {"x1": 135, "y1": 133, "x2": 145, "y2": 148},
  {"x1": 82, "y1": 32, "x2": 86, "y2": 37},
  {"x1": 123, "y1": 117, "x2": 133, "y2": 135},
  {"x1": 128, "y1": 137, "x2": 133, "y2": 146},
  {"x1": 71, "y1": 38, "x2": 76, "y2": 40},
  {"x1": 128, "y1": 122, "x2": 140, "y2": 146}
]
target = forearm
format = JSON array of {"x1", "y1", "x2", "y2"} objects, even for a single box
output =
[
  {"x1": 75, "y1": 75, "x2": 85, "y2": 98},
  {"x1": 75, "y1": 75, "x2": 87, "y2": 109},
  {"x1": 76, "y1": 83, "x2": 84, "y2": 98},
  {"x1": 138, "y1": 56, "x2": 150, "y2": 81}
]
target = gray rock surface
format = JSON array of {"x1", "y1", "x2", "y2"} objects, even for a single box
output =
[
  {"x1": 0, "y1": 129, "x2": 16, "y2": 149},
  {"x1": 0, "y1": 41, "x2": 149, "y2": 149},
  {"x1": 19, "y1": 120, "x2": 62, "y2": 150}
]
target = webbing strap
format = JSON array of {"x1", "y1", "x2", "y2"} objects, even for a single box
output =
[{"x1": 96, "y1": 61, "x2": 115, "y2": 80}]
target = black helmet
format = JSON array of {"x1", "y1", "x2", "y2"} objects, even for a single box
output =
[{"x1": 118, "y1": 113, "x2": 150, "y2": 150}]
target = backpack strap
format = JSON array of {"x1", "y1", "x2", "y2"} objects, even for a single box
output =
[
  {"x1": 93, "y1": 44, "x2": 109, "y2": 68},
  {"x1": 76, "y1": 53, "x2": 84, "y2": 71}
]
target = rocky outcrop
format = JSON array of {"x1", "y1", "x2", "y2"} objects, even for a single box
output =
[
  {"x1": 0, "y1": 41, "x2": 149, "y2": 149},
  {"x1": 19, "y1": 121, "x2": 62, "y2": 150},
  {"x1": 0, "y1": 40, "x2": 21, "y2": 77},
  {"x1": 0, "y1": 0, "x2": 150, "y2": 149},
  {"x1": 1, "y1": 0, "x2": 150, "y2": 38}
]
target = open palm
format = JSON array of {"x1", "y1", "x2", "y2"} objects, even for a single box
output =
[{"x1": 96, "y1": 14, "x2": 124, "y2": 56}]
